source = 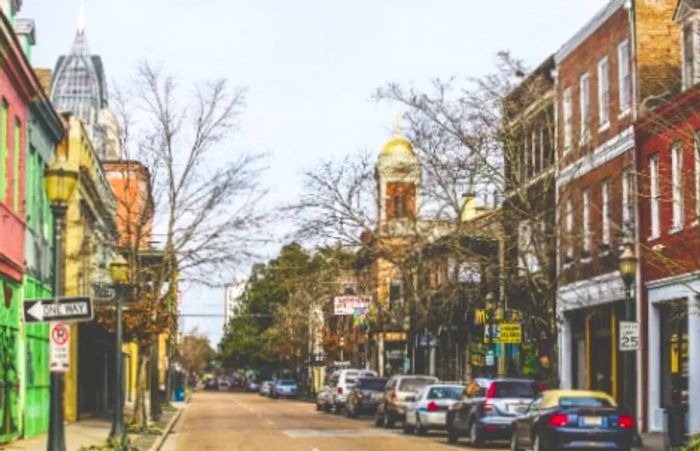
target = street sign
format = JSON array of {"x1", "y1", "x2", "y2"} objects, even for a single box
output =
[
  {"x1": 619, "y1": 321, "x2": 640, "y2": 351},
  {"x1": 23, "y1": 297, "x2": 93, "y2": 323},
  {"x1": 484, "y1": 323, "x2": 522, "y2": 344},
  {"x1": 50, "y1": 322, "x2": 70, "y2": 373},
  {"x1": 485, "y1": 350, "x2": 495, "y2": 366}
]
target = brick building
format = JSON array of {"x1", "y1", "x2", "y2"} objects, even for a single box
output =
[
  {"x1": 633, "y1": 0, "x2": 700, "y2": 434},
  {"x1": 501, "y1": 55, "x2": 557, "y2": 374},
  {"x1": 554, "y1": 0, "x2": 681, "y2": 431}
]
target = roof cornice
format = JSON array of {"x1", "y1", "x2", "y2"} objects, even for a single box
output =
[{"x1": 555, "y1": 0, "x2": 628, "y2": 64}]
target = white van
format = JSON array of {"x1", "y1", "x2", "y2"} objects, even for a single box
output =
[{"x1": 330, "y1": 368, "x2": 378, "y2": 414}]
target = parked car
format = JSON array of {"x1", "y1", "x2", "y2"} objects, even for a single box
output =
[
  {"x1": 329, "y1": 369, "x2": 378, "y2": 414},
  {"x1": 446, "y1": 378, "x2": 541, "y2": 446},
  {"x1": 346, "y1": 377, "x2": 388, "y2": 417},
  {"x1": 245, "y1": 379, "x2": 261, "y2": 392},
  {"x1": 259, "y1": 380, "x2": 275, "y2": 397},
  {"x1": 316, "y1": 385, "x2": 334, "y2": 412},
  {"x1": 403, "y1": 384, "x2": 465, "y2": 435},
  {"x1": 273, "y1": 379, "x2": 298, "y2": 398},
  {"x1": 510, "y1": 390, "x2": 634, "y2": 451},
  {"x1": 374, "y1": 374, "x2": 439, "y2": 428}
]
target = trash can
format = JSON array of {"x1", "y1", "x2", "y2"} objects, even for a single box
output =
[
  {"x1": 175, "y1": 386, "x2": 185, "y2": 402},
  {"x1": 664, "y1": 405, "x2": 686, "y2": 449}
]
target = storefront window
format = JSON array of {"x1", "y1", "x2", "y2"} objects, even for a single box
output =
[{"x1": 660, "y1": 301, "x2": 688, "y2": 408}]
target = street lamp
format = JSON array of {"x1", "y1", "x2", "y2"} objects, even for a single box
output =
[
  {"x1": 45, "y1": 157, "x2": 79, "y2": 451},
  {"x1": 109, "y1": 254, "x2": 129, "y2": 448},
  {"x1": 339, "y1": 336, "x2": 345, "y2": 362},
  {"x1": 618, "y1": 239, "x2": 640, "y2": 444}
]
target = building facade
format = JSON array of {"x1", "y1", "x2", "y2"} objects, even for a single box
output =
[
  {"x1": 555, "y1": 0, "x2": 680, "y2": 433},
  {"x1": 61, "y1": 115, "x2": 118, "y2": 421},
  {"x1": 633, "y1": 0, "x2": 700, "y2": 434}
]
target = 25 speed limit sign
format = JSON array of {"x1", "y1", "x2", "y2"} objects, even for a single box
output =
[{"x1": 619, "y1": 321, "x2": 640, "y2": 351}]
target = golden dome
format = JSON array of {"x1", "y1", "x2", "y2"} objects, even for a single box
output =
[{"x1": 380, "y1": 134, "x2": 415, "y2": 157}]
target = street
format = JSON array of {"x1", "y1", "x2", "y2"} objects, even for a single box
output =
[{"x1": 161, "y1": 392, "x2": 508, "y2": 451}]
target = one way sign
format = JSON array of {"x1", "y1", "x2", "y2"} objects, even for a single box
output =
[{"x1": 23, "y1": 297, "x2": 94, "y2": 323}]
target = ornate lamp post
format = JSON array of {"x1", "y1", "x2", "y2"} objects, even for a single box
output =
[
  {"x1": 109, "y1": 255, "x2": 130, "y2": 447},
  {"x1": 618, "y1": 239, "x2": 640, "y2": 444},
  {"x1": 45, "y1": 158, "x2": 79, "y2": 451}
]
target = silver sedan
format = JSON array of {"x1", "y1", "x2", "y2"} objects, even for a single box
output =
[{"x1": 403, "y1": 384, "x2": 465, "y2": 435}]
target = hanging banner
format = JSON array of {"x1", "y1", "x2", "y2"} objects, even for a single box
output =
[{"x1": 333, "y1": 296, "x2": 370, "y2": 315}]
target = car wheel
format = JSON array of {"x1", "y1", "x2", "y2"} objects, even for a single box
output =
[
  {"x1": 469, "y1": 421, "x2": 483, "y2": 447},
  {"x1": 510, "y1": 432, "x2": 522, "y2": 451},
  {"x1": 447, "y1": 424, "x2": 459, "y2": 444},
  {"x1": 415, "y1": 414, "x2": 427, "y2": 436},
  {"x1": 402, "y1": 420, "x2": 413, "y2": 434},
  {"x1": 316, "y1": 402, "x2": 321, "y2": 411}
]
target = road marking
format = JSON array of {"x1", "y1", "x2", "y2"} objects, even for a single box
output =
[
  {"x1": 311, "y1": 448, "x2": 322, "y2": 451},
  {"x1": 283, "y1": 429, "x2": 399, "y2": 438},
  {"x1": 266, "y1": 419, "x2": 275, "y2": 426}
]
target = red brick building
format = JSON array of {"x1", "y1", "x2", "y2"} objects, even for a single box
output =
[
  {"x1": 554, "y1": 0, "x2": 680, "y2": 432},
  {"x1": 634, "y1": 0, "x2": 700, "y2": 434}
]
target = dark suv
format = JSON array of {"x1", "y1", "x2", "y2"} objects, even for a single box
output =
[
  {"x1": 446, "y1": 378, "x2": 541, "y2": 446},
  {"x1": 346, "y1": 377, "x2": 387, "y2": 417}
]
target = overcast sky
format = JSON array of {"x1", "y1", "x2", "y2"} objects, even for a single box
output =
[{"x1": 22, "y1": 0, "x2": 608, "y2": 345}]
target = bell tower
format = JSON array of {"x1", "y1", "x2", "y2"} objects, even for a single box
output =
[{"x1": 376, "y1": 121, "x2": 421, "y2": 235}]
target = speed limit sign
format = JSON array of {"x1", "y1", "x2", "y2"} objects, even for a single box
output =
[{"x1": 619, "y1": 321, "x2": 640, "y2": 351}]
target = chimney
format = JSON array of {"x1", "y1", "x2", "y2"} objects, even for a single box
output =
[
  {"x1": 14, "y1": 18, "x2": 34, "y2": 61},
  {"x1": 460, "y1": 193, "x2": 477, "y2": 222}
]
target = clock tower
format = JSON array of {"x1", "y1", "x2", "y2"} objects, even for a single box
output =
[{"x1": 376, "y1": 127, "x2": 421, "y2": 236}]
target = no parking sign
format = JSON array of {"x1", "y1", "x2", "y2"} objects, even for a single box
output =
[{"x1": 50, "y1": 322, "x2": 70, "y2": 373}]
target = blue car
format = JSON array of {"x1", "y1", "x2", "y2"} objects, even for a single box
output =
[{"x1": 273, "y1": 379, "x2": 298, "y2": 399}]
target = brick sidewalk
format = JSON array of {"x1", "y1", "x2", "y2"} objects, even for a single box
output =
[{"x1": 3, "y1": 403, "x2": 184, "y2": 451}]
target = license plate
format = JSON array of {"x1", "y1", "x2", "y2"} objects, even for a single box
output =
[
  {"x1": 582, "y1": 416, "x2": 603, "y2": 426},
  {"x1": 508, "y1": 404, "x2": 525, "y2": 413}
]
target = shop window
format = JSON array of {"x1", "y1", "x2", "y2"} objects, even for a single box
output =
[{"x1": 659, "y1": 301, "x2": 688, "y2": 408}]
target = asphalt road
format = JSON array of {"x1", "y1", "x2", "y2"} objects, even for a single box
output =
[{"x1": 160, "y1": 391, "x2": 509, "y2": 451}]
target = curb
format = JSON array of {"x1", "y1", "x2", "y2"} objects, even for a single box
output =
[{"x1": 147, "y1": 407, "x2": 184, "y2": 451}]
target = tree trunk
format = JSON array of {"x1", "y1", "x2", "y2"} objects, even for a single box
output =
[{"x1": 131, "y1": 349, "x2": 150, "y2": 428}]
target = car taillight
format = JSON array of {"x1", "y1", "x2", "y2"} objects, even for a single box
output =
[
  {"x1": 486, "y1": 383, "x2": 496, "y2": 399},
  {"x1": 538, "y1": 383, "x2": 546, "y2": 393},
  {"x1": 548, "y1": 414, "x2": 569, "y2": 427},
  {"x1": 619, "y1": 415, "x2": 634, "y2": 429},
  {"x1": 483, "y1": 402, "x2": 494, "y2": 413},
  {"x1": 390, "y1": 391, "x2": 397, "y2": 402},
  {"x1": 337, "y1": 387, "x2": 343, "y2": 395},
  {"x1": 427, "y1": 401, "x2": 439, "y2": 412}
]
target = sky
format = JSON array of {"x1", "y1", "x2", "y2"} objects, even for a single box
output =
[{"x1": 22, "y1": 0, "x2": 609, "y2": 345}]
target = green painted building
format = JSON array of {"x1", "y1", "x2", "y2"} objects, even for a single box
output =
[{"x1": 16, "y1": 18, "x2": 65, "y2": 440}]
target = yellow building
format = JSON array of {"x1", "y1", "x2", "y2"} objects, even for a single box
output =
[{"x1": 60, "y1": 115, "x2": 118, "y2": 421}]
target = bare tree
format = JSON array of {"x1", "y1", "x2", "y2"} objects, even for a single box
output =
[{"x1": 98, "y1": 61, "x2": 267, "y2": 427}]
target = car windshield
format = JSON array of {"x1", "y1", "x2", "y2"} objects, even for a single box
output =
[
  {"x1": 427, "y1": 386, "x2": 464, "y2": 400},
  {"x1": 278, "y1": 380, "x2": 295, "y2": 386},
  {"x1": 399, "y1": 378, "x2": 437, "y2": 392},
  {"x1": 492, "y1": 381, "x2": 539, "y2": 398},
  {"x1": 358, "y1": 378, "x2": 387, "y2": 391},
  {"x1": 559, "y1": 397, "x2": 613, "y2": 408}
]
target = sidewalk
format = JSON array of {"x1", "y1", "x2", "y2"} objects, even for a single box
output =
[
  {"x1": 635, "y1": 433, "x2": 664, "y2": 451},
  {"x1": 3, "y1": 403, "x2": 185, "y2": 451}
]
